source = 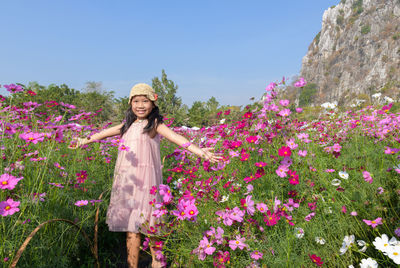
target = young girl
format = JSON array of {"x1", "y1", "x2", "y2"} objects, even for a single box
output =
[{"x1": 72, "y1": 83, "x2": 221, "y2": 268}]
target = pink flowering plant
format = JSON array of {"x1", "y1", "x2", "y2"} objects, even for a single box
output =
[{"x1": 0, "y1": 81, "x2": 399, "y2": 267}]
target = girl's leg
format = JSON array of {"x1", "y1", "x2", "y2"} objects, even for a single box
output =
[
  {"x1": 149, "y1": 237, "x2": 162, "y2": 268},
  {"x1": 126, "y1": 232, "x2": 141, "y2": 268}
]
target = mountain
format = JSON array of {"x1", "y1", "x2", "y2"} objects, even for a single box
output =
[{"x1": 300, "y1": 0, "x2": 400, "y2": 106}]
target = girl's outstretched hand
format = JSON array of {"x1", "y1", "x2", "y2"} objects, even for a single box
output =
[
  {"x1": 201, "y1": 147, "x2": 223, "y2": 163},
  {"x1": 68, "y1": 138, "x2": 87, "y2": 149}
]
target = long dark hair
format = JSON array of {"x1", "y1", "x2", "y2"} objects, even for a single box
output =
[{"x1": 120, "y1": 103, "x2": 164, "y2": 137}]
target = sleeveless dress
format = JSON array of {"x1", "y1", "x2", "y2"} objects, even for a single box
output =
[{"x1": 106, "y1": 120, "x2": 163, "y2": 234}]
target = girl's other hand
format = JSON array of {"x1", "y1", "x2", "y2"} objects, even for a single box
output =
[
  {"x1": 201, "y1": 147, "x2": 223, "y2": 163},
  {"x1": 68, "y1": 138, "x2": 87, "y2": 149}
]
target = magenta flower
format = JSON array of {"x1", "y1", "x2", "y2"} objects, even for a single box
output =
[
  {"x1": 284, "y1": 199, "x2": 299, "y2": 212},
  {"x1": 118, "y1": 144, "x2": 130, "y2": 151},
  {"x1": 264, "y1": 210, "x2": 279, "y2": 226},
  {"x1": 296, "y1": 107, "x2": 303, "y2": 113},
  {"x1": 0, "y1": 174, "x2": 22, "y2": 190},
  {"x1": 19, "y1": 132, "x2": 45, "y2": 144},
  {"x1": 363, "y1": 217, "x2": 383, "y2": 228},
  {"x1": 228, "y1": 235, "x2": 248, "y2": 250},
  {"x1": 278, "y1": 146, "x2": 292, "y2": 157},
  {"x1": 76, "y1": 170, "x2": 88, "y2": 183},
  {"x1": 0, "y1": 198, "x2": 20, "y2": 216},
  {"x1": 4, "y1": 84, "x2": 24, "y2": 93},
  {"x1": 74, "y1": 200, "x2": 89, "y2": 207},
  {"x1": 362, "y1": 171, "x2": 373, "y2": 184},
  {"x1": 250, "y1": 250, "x2": 263, "y2": 260}
]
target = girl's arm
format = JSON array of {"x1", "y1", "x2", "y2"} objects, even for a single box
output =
[
  {"x1": 156, "y1": 123, "x2": 222, "y2": 163},
  {"x1": 71, "y1": 123, "x2": 123, "y2": 148}
]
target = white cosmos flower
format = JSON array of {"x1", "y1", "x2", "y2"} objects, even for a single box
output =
[
  {"x1": 331, "y1": 179, "x2": 341, "y2": 186},
  {"x1": 315, "y1": 237, "x2": 326, "y2": 245},
  {"x1": 220, "y1": 195, "x2": 229, "y2": 203},
  {"x1": 294, "y1": 227, "x2": 304, "y2": 238},
  {"x1": 373, "y1": 234, "x2": 391, "y2": 253},
  {"x1": 357, "y1": 240, "x2": 367, "y2": 252},
  {"x1": 359, "y1": 258, "x2": 378, "y2": 268},
  {"x1": 387, "y1": 245, "x2": 400, "y2": 264},
  {"x1": 340, "y1": 235, "x2": 355, "y2": 255},
  {"x1": 338, "y1": 171, "x2": 349, "y2": 180}
]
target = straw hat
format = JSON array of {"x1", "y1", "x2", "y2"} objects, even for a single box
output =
[{"x1": 128, "y1": 83, "x2": 158, "y2": 104}]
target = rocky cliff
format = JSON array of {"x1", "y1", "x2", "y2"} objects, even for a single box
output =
[{"x1": 300, "y1": 0, "x2": 400, "y2": 106}]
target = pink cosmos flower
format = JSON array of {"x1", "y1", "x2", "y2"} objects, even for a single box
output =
[
  {"x1": 184, "y1": 204, "x2": 199, "y2": 220},
  {"x1": 286, "y1": 138, "x2": 298, "y2": 150},
  {"x1": 0, "y1": 174, "x2": 23, "y2": 190},
  {"x1": 158, "y1": 184, "x2": 173, "y2": 203},
  {"x1": 229, "y1": 207, "x2": 245, "y2": 222},
  {"x1": 256, "y1": 203, "x2": 268, "y2": 213},
  {"x1": 265, "y1": 82, "x2": 277, "y2": 91},
  {"x1": 278, "y1": 108, "x2": 291, "y2": 117},
  {"x1": 228, "y1": 235, "x2": 248, "y2": 250},
  {"x1": 118, "y1": 144, "x2": 130, "y2": 151},
  {"x1": 74, "y1": 200, "x2": 89, "y2": 207},
  {"x1": 298, "y1": 150, "x2": 307, "y2": 157},
  {"x1": 305, "y1": 212, "x2": 315, "y2": 222},
  {"x1": 200, "y1": 236, "x2": 216, "y2": 255},
  {"x1": 279, "y1": 99, "x2": 290, "y2": 107},
  {"x1": 296, "y1": 107, "x2": 303, "y2": 113},
  {"x1": 240, "y1": 195, "x2": 255, "y2": 216},
  {"x1": 276, "y1": 165, "x2": 289, "y2": 178},
  {"x1": 0, "y1": 198, "x2": 20, "y2": 216},
  {"x1": 19, "y1": 132, "x2": 45, "y2": 144},
  {"x1": 363, "y1": 217, "x2": 383, "y2": 228},
  {"x1": 294, "y1": 77, "x2": 307, "y2": 88},
  {"x1": 284, "y1": 199, "x2": 299, "y2": 212},
  {"x1": 350, "y1": 211, "x2": 358, "y2": 216},
  {"x1": 362, "y1": 171, "x2": 373, "y2": 184},
  {"x1": 250, "y1": 250, "x2": 263, "y2": 260}
]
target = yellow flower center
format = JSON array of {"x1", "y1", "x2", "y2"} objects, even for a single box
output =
[
  {"x1": 236, "y1": 241, "x2": 239, "y2": 244},
  {"x1": 1, "y1": 181, "x2": 8, "y2": 185},
  {"x1": 5, "y1": 205, "x2": 11, "y2": 210}
]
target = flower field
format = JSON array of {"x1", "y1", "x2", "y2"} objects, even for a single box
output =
[{"x1": 0, "y1": 82, "x2": 399, "y2": 267}]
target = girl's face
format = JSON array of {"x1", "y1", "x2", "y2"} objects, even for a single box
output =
[{"x1": 130, "y1": 95, "x2": 154, "y2": 120}]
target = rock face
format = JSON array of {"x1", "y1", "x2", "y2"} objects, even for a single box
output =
[{"x1": 300, "y1": 0, "x2": 400, "y2": 105}]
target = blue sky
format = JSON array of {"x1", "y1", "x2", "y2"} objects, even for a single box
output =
[{"x1": 0, "y1": 0, "x2": 339, "y2": 107}]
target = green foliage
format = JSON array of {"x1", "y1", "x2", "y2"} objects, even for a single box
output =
[
  {"x1": 360, "y1": 24, "x2": 371, "y2": 35},
  {"x1": 314, "y1": 31, "x2": 321, "y2": 45},
  {"x1": 151, "y1": 70, "x2": 187, "y2": 126},
  {"x1": 352, "y1": 0, "x2": 363, "y2": 15},
  {"x1": 336, "y1": 15, "x2": 344, "y2": 26},
  {"x1": 298, "y1": 83, "x2": 318, "y2": 107},
  {"x1": 392, "y1": 32, "x2": 400, "y2": 40}
]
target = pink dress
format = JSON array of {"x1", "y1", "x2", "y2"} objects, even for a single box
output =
[{"x1": 106, "y1": 120, "x2": 163, "y2": 234}]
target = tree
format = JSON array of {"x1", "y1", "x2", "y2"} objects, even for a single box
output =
[
  {"x1": 152, "y1": 70, "x2": 186, "y2": 125},
  {"x1": 188, "y1": 101, "x2": 207, "y2": 127}
]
